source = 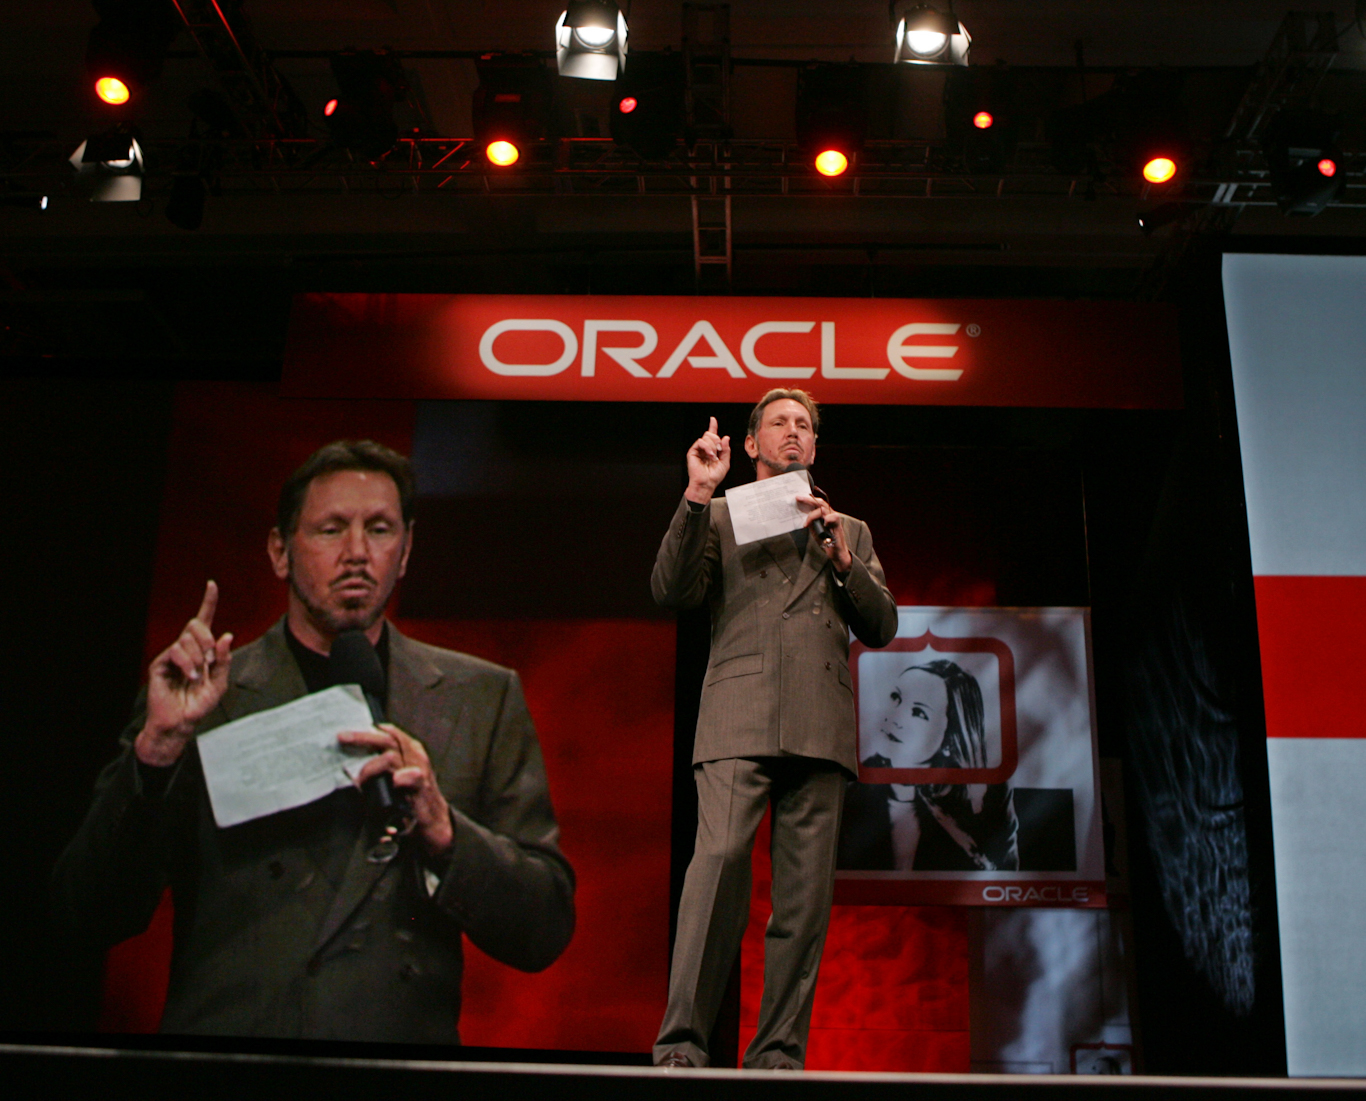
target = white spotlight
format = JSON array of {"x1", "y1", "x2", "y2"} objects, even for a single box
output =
[
  {"x1": 69, "y1": 132, "x2": 145, "y2": 202},
  {"x1": 892, "y1": 4, "x2": 970, "y2": 66},
  {"x1": 556, "y1": 0, "x2": 627, "y2": 81}
]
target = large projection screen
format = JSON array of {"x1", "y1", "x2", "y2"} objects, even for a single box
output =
[{"x1": 1224, "y1": 253, "x2": 1366, "y2": 1077}]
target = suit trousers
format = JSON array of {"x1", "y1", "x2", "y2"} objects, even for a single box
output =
[{"x1": 654, "y1": 756, "x2": 846, "y2": 1069}]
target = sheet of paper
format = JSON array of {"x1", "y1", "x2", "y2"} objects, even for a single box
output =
[
  {"x1": 726, "y1": 469, "x2": 813, "y2": 546},
  {"x1": 197, "y1": 685, "x2": 380, "y2": 829}
]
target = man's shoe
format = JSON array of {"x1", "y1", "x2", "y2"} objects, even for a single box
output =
[{"x1": 656, "y1": 1052, "x2": 694, "y2": 1068}]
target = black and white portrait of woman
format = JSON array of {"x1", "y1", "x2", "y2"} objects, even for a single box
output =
[{"x1": 837, "y1": 658, "x2": 1020, "y2": 872}]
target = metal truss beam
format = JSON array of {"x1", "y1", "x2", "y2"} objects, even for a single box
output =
[{"x1": 4, "y1": 136, "x2": 1362, "y2": 207}]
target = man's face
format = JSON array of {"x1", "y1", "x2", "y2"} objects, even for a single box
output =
[
  {"x1": 269, "y1": 469, "x2": 411, "y2": 642},
  {"x1": 744, "y1": 398, "x2": 817, "y2": 477}
]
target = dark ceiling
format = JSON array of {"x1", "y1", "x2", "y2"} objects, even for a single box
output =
[{"x1": 2, "y1": 2, "x2": 1364, "y2": 361}]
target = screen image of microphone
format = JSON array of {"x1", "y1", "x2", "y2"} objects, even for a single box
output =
[
  {"x1": 328, "y1": 629, "x2": 403, "y2": 819},
  {"x1": 784, "y1": 462, "x2": 834, "y2": 547}
]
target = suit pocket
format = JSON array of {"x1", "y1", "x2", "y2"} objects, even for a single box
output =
[{"x1": 705, "y1": 653, "x2": 763, "y2": 685}]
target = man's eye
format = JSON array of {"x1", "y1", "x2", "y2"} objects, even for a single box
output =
[
  {"x1": 890, "y1": 690, "x2": 901, "y2": 704},
  {"x1": 911, "y1": 705, "x2": 928, "y2": 720}
]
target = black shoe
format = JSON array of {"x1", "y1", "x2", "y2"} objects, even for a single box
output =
[{"x1": 656, "y1": 1052, "x2": 695, "y2": 1068}]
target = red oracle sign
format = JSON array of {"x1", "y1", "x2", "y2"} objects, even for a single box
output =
[{"x1": 282, "y1": 293, "x2": 1182, "y2": 409}]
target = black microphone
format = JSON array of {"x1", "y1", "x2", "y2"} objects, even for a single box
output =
[
  {"x1": 328, "y1": 629, "x2": 404, "y2": 822},
  {"x1": 784, "y1": 462, "x2": 834, "y2": 547}
]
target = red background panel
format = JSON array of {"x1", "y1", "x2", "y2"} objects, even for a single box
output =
[
  {"x1": 1254, "y1": 575, "x2": 1366, "y2": 740},
  {"x1": 99, "y1": 383, "x2": 675, "y2": 1053},
  {"x1": 739, "y1": 817, "x2": 971, "y2": 1072}
]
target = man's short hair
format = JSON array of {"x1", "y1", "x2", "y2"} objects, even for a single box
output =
[
  {"x1": 747, "y1": 388, "x2": 821, "y2": 440},
  {"x1": 276, "y1": 440, "x2": 416, "y2": 539}
]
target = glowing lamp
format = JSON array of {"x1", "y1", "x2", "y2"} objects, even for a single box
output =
[
  {"x1": 1142, "y1": 156, "x2": 1177, "y2": 184},
  {"x1": 618, "y1": 96, "x2": 638, "y2": 114},
  {"x1": 486, "y1": 140, "x2": 520, "y2": 166},
  {"x1": 973, "y1": 111, "x2": 993, "y2": 130},
  {"x1": 1317, "y1": 158, "x2": 1337, "y2": 178},
  {"x1": 815, "y1": 149, "x2": 849, "y2": 177},
  {"x1": 324, "y1": 98, "x2": 338, "y2": 117},
  {"x1": 95, "y1": 77, "x2": 130, "y2": 105}
]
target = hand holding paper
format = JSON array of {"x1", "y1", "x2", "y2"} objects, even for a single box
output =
[{"x1": 197, "y1": 685, "x2": 381, "y2": 828}]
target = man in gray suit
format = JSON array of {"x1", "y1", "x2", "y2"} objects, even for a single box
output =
[
  {"x1": 54, "y1": 440, "x2": 574, "y2": 1042},
  {"x1": 652, "y1": 390, "x2": 898, "y2": 1069}
]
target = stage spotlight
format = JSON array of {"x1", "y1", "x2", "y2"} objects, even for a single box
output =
[
  {"x1": 610, "y1": 51, "x2": 684, "y2": 159},
  {"x1": 325, "y1": 49, "x2": 408, "y2": 160},
  {"x1": 485, "y1": 140, "x2": 520, "y2": 166},
  {"x1": 892, "y1": 3, "x2": 970, "y2": 66},
  {"x1": 815, "y1": 150, "x2": 849, "y2": 177},
  {"x1": 1263, "y1": 108, "x2": 1346, "y2": 216},
  {"x1": 69, "y1": 130, "x2": 145, "y2": 202},
  {"x1": 1049, "y1": 70, "x2": 1189, "y2": 183},
  {"x1": 474, "y1": 56, "x2": 554, "y2": 167},
  {"x1": 945, "y1": 66, "x2": 1016, "y2": 173},
  {"x1": 85, "y1": 0, "x2": 178, "y2": 106},
  {"x1": 556, "y1": 0, "x2": 628, "y2": 81},
  {"x1": 1142, "y1": 156, "x2": 1178, "y2": 184},
  {"x1": 95, "y1": 76, "x2": 131, "y2": 105},
  {"x1": 797, "y1": 63, "x2": 866, "y2": 178}
]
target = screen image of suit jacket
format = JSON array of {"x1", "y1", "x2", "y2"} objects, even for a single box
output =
[{"x1": 53, "y1": 620, "x2": 575, "y2": 1043}]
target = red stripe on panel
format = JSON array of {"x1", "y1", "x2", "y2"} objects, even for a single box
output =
[{"x1": 1255, "y1": 575, "x2": 1366, "y2": 739}]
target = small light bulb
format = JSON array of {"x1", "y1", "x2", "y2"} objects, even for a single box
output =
[
  {"x1": 486, "y1": 140, "x2": 520, "y2": 167},
  {"x1": 1143, "y1": 157, "x2": 1177, "y2": 184},
  {"x1": 95, "y1": 77, "x2": 130, "y2": 105},
  {"x1": 815, "y1": 149, "x2": 849, "y2": 177}
]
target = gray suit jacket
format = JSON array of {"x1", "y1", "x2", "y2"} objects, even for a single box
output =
[
  {"x1": 652, "y1": 495, "x2": 898, "y2": 775},
  {"x1": 52, "y1": 621, "x2": 575, "y2": 1044}
]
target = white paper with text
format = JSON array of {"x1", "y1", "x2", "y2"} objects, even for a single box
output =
[{"x1": 197, "y1": 685, "x2": 379, "y2": 828}]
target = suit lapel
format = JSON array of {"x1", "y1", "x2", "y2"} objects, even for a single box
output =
[
  {"x1": 759, "y1": 531, "x2": 803, "y2": 584},
  {"x1": 309, "y1": 626, "x2": 445, "y2": 956},
  {"x1": 785, "y1": 527, "x2": 830, "y2": 609},
  {"x1": 220, "y1": 620, "x2": 306, "y2": 721}
]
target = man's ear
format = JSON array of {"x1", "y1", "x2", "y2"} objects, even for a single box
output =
[
  {"x1": 267, "y1": 527, "x2": 290, "y2": 581},
  {"x1": 744, "y1": 435, "x2": 758, "y2": 460}
]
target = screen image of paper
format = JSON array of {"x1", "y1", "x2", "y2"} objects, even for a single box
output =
[
  {"x1": 197, "y1": 684, "x2": 380, "y2": 828},
  {"x1": 727, "y1": 468, "x2": 813, "y2": 546}
]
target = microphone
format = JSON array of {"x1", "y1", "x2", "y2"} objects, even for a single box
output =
[
  {"x1": 784, "y1": 462, "x2": 835, "y2": 547},
  {"x1": 328, "y1": 629, "x2": 405, "y2": 823}
]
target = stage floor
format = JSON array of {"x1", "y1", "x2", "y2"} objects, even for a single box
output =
[{"x1": 3, "y1": 1045, "x2": 1364, "y2": 1100}]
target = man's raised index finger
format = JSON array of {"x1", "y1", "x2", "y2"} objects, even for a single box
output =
[
  {"x1": 196, "y1": 580, "x2": 219, "y2": 629},
  {"x1": 707, "y1": 416, "x2": 718, "y2": 435}
]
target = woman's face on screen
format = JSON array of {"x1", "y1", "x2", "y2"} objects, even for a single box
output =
[{"x1": 872, "y1": 667, "x2": 949, "y2": 767}]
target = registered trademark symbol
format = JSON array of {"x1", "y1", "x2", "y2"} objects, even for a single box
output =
[{"x1": 966, "y1": 324, "x2": 981, "y2": 337}]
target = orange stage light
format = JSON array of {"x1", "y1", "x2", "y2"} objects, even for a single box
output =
[
  {"x1": 618, "y1": 96, "x2": 638, "y2": 114},
  {"x1": 1142, "y1": 156, "x2": 1177, "y2": 184},
  {"x1": 324, "y1": 98, "x2": 338, "y2": 117},
  {"x1": 95, "y1": 77, "x2": 130, "y2": 106},
  {"x1": 1317, "y1": 158, "x2": 1337, "y2": 178},
  {"x1": 486, "y1": 140, "x2": 520, "y2": 167},
  {"x1": 972, "y1": 111, "x2": 994, "y2": 130},
  {"x1": 815, "y1": 149, "x2": 849, "y2": 177}
]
